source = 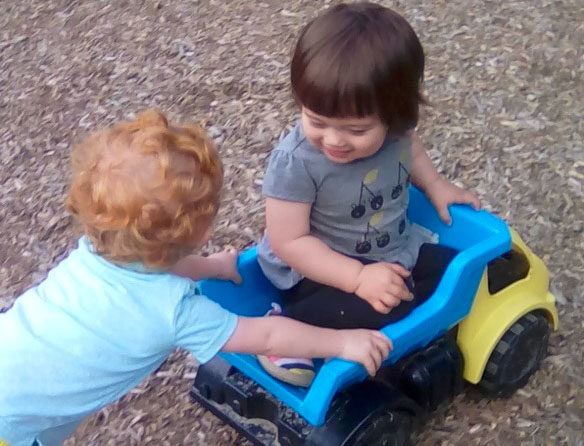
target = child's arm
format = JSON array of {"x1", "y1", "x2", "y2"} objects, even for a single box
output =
[
  {"x1": 171, "y1": 249, "x2": 242, "y2": 283},
  {"x1": 266, "y1": 198, "x2": 412, "y2": 314},
  {"x1": 410, "y1": 131, "x2": 480, "y2": 224},
  {"x1": 222, "y1": 315, "x2": 392, "y2": 376}
]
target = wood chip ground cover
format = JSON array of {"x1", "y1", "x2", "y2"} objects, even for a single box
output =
[{"x1": 0, "y1": 1, "x2": 582, "y2": 445}]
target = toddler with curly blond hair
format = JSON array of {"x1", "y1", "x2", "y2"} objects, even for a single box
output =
[{"x1": 0, "y1": 110, "x2": 391, "y2": 446}]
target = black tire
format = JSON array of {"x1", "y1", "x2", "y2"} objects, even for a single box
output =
[
  {"x1": 480, "y1": 311, "x2": 551, "y2": 397},
  {"x1": 350, "y1": 409, "x2": 413, "y2": 446}
]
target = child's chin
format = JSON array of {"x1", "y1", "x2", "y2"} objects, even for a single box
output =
[
  {"x1": 322, "y1": 150, "x2": 354, "y2": 163},
  {"x1": 325, "y1": 154, "x2": 353, "y2": 164}
]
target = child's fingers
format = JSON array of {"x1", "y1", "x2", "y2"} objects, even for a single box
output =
[
  {"x1": 438, "y1": 205, "x2": 452, "y2": 225},
  {"x1": 367, "y1": 293, "x2": 394, "y2": 313},
  {"x1": 373, "y1": 289, "x2": 408, "y2": 313},
  {"x1": 379, "y1": 293, "x2": 401, "y2": 310},
  {"x1": 231, "y1": 271, "x2": 243, "y2": 285},
  {"x1": 466, "y1": 192, "x2": 481, "y2": 210},
  {"x1": 372, "y1": 300, "x2": 391, "y2": 314},
  {"x1": 361, "y1": 353, "x2": 376, "y2": 376},
  {"x1": 370, "y1": 343, "x2": 383, "y2": 370},
  {"x1": 374, "y1": 337, "x2": 390, "y2": 369},
  {"x1": 373, "y1": 334, "x2": 391, "y2": 361},
  {"x1": 387, "y1": 283, "x2": 411, "y2": 302},
  {"x1": 451, "y1": 191, "x2": 480, "y2": 210},
  {"x1": 359, "y1": 347, "x2": 371, "y2": 374},
  {"x1": 387, "y1": 263, "x2": 410, "y2": 278},
  {"x1": 368, "y1": 346, "x2": 383, "y2": 375},
  {"x1": 374, "y1": 331, "x2": 393, "y2": 352},
  {"x1": 361, "y1": 332, "x2": 392, "y2": 374}
]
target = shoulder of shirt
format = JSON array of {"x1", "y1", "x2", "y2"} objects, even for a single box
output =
[
  {"x1": 273, "y1": 122, "x2": 313, "y2": 158},
  {"x1": 71, "y1": 236, "x2": 195, "y2": 291}
]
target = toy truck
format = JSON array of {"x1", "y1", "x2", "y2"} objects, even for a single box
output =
[{"x1": 190, "y1": 187, "x2": 558, "y2": 446}]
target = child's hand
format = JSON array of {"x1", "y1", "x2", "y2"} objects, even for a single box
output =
[
  {"x1": 354, "y1": 262, "x2": 413, "y2": 313},
  {"x1": 209, "y1": 249, "x2": 242, "y2": 284},
  {"x1": 425, "y1": 178, "x2": 480, "y2": 225},
  {"x1": 339, "y1": 329, "x2": 393, "y2": 376}
]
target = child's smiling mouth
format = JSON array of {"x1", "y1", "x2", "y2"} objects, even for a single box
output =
[{"x1": 323, "y1": 146, "x2": 351, "y2": 159}]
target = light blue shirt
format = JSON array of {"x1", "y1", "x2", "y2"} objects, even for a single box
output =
[{"x1": 0, "y1": 237, "x2": 237, "y2": 446}]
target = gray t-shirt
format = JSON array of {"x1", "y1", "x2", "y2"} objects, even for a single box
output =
[{"x1": 258, "y1": 123, "x2": 425, "y2": 290}]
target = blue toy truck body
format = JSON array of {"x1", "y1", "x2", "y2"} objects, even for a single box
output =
[{"x1": 198, "y1": 187, "x2": 511, "y2": 426}]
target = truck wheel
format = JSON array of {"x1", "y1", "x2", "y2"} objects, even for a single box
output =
[
  {"x1": 480, "y1": 311, "x2": 551, "y2": 397},
  {"x1": 351, "y1": 409, "x2": 413, "y2": 446}
]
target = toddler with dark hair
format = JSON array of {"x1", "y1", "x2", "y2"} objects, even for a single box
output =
[{"x1": 257, "y1": 2, "x2": 480, "y2": 386}]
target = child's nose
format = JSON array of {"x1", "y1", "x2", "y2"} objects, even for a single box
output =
[{"x1": 323, "y1": 129, "x2": 344, "y2": 147}]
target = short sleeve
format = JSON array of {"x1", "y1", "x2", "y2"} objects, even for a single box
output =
[
  {"x1": 174, "y1": 286, "x2": 237, "y2": 364},
  {"x1": 262, "y1": 149, "x2": 316, "y2": 203}
]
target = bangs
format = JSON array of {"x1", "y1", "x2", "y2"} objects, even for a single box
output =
[{"x1": 294, "y1": 79, "x2": 378, "y2": 120}]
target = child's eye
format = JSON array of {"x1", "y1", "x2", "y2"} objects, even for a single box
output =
[
  {"x1": 310, "y1": 120, "x2": 326, "y2": 129},
  {"x1": 349, "y1": 129, "x2": 368, "y2": 136}
]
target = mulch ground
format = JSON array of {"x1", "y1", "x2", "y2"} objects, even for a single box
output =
[{"x1": 1, "y1": 1, "x2": 582, "y2": 445}]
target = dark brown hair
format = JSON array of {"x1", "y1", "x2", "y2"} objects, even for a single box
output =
[{"x1": 291, "y1": 2, "x2": 425, "y2": 135}]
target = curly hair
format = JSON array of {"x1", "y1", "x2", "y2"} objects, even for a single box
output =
[{"x1": 66, "y1": 109, "x2": 223, "y2": 269}]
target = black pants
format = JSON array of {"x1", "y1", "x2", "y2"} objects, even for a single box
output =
[{"x1": 281, "y1": 244, "x2": 458, "y2": 330}]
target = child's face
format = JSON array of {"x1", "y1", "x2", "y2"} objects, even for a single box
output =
[{"x1": 301, "y1": 107, "x2": 388, "y2": 164}]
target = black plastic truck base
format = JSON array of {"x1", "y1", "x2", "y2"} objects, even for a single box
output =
[{"x1": 191, "y1": 335, "x2": 463, "y2": 446}]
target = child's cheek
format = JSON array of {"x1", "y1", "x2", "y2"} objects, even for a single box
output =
[{"x1": 304, "y1": 129, "x2": 321, "y2": 150}]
